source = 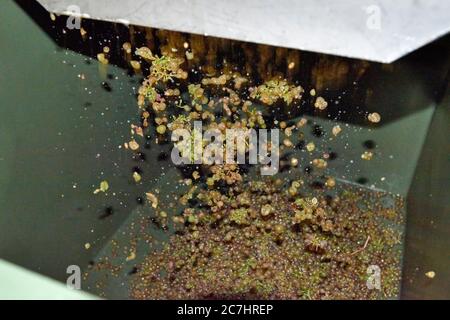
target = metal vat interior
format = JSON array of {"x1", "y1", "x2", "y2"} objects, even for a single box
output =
[{"x1": 0, "y1": 0, "x2": 448, "y2": 299}]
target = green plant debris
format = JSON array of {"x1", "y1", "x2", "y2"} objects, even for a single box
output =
[{"x1": 93, "y1": 180, "x2": 109, "y2": 194}]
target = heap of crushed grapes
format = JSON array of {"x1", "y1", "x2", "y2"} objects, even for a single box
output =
[{"x1": 131, "y1": 179, "x2": 403, "y2": 299}]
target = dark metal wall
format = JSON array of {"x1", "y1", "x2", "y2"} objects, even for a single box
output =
[{"x1": 402, "y1": 83, "x2": 450, "y2": 299}]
